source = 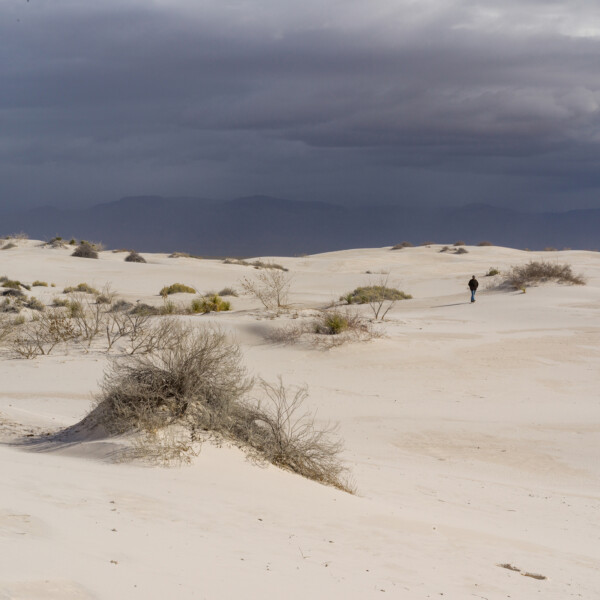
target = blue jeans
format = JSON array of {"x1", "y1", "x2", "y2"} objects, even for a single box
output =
[{"x1": 471, "y1": 289, "x2": 476, "y2": 302}]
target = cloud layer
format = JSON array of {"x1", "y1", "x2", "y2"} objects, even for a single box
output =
[{"x1": 2, "y1": 0, "x2": 600, "y2": 209}]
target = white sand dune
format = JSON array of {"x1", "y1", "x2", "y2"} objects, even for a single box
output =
[{"x1": 1, "y1": 241, "x2": 599, "y2": 599}]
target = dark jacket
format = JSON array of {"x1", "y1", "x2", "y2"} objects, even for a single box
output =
[{"x1": 468, "y1": 277, "x2": 479, "y2": 291}]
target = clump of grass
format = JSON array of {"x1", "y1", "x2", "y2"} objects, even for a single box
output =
[
  {"x1": 391, "y1": 241, "x2": 414, "y2": 250},
  {"x1": 32, "y1": 281, "x2": 48, "y2": 287},
  {"x1": 72, "y1": 242, "x2": 98, "y2": 259},
  {"x1": 341, "y1": 286, "x2": 412, "y2": 304},
  {"x1": 454, "y1": 240, "x2": 466, "y2": 246},
  {"x1": 190, "y1": 295, "x2": 231, "y2": 314},
  {"x1": 24, "y1": 297, "x2": 45, "y2": 312},
  {"x1": 1, "y1": 279, "x2": 23, "y2": 290},
  {"x1": 439, "y1": 246, "x2": 450, "y2": 253},
  {"x1": 64, "y1": 283, "x2": 99, "y2": 295},
  {"x1": 130, "y1": 303, "x2": 162, "y2": 316},
  {"x1": 314, "y1": 311, "x2": 349, "y2": 335},
  {"x1": 218, "y1": 287, "x2": 238, "y2": 297},
  {"x1": 504, "y1": 261, "x2": 585, "y2": 288},
  {"x1": 478, "y1": 241, "x2": 493, "y2": 246},
  {"x1": 125, "y1": 251, "x2": 146, "y2": 263},
  {"x1": 169, "y1": 252, "x2": 203, "y2": 259},
  {"x1": 52, "y1": 297, "x2": 70, "y2": 307},
  {"x1": 486, "y1": 267, "x2": 500, "y2": 277},
  {"x1": 454, "y1": 247, "x2": 469, "y2": 255},
  {"x1": 223, "y1": 258, "x2": 288, "y2": 271},
  {"x1": 159, "y1": 283, "x2": 196, "y2": 296}
]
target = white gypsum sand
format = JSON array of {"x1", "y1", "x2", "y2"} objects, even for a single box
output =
[{"x1": 1, "y1": 240, "x2": 599, "y2": 599}]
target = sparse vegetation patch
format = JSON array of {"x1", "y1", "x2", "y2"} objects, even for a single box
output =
[
  {"x1": 72, "y1": 242, "x2": 99, "y2": 259},
  {"x1": 125, "y1": 251, "x2": 146, "y2": 263},
  {"x1": 160, "y1": 283, "x2": 196, "y2": 296},
  {"x1": 504, "y1": 261, "x2": 585, "y2": 288},
  {"x1": 64, "y1": 283, "x2": 100, "y2": 295},
  {"x1": 391, "y1": 241, "x2": 414, "y2": 250}
]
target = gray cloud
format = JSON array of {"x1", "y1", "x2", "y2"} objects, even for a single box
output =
[{"x1": 1, "y1": 0, "x2": 600, "y2": 210}]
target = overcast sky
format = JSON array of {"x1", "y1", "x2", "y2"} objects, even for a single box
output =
[{"x1": 2, "y1": 0, "x2": 600, "y2": 211}]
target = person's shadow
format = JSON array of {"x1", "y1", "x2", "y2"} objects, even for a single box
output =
[{"x1": 431, "y1": 302, "x2": 471, "y2": 307}]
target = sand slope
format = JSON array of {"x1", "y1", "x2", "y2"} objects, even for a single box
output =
[{"x1": 1, "y1": 241, "x2": 599, "y2": 599}]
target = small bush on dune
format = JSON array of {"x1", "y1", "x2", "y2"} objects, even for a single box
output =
[
  {"x1": 224, "y1": 258, "x2": 288, "y2": 271},
  {"x1": 315, "y1": 311, "x2": 349, "y2": 335},
  {"x1": 32, "y1": 281, "x2": 48, "y2": 287},
  {"x1": 241, "y1": 269, "x2": 292, "y2": 310},
  {"x1": 72, "y1": 242, "x2": 98, "y2": 259},
  {"x1": 125, "y1": 251, "x2": 146, "y2": 263},
  {"x1": 190, "y1": 295, "x2": 231, "y2": 314},
  {"x1": 454, "y1": 247, "x2": 469, "y2": 255},
  {"x1": 159, "y1": 283, "x2": 196, "y2": 296},
  {"x1": 420, "y1": 241, "x2": 435, "y2": 246},
  {"x1": 1, "y1": 242, "x2": 17, "y2": 250},
  {"x1": 478, "y1": 241, "x2": 493, "y2": 246},
  {"x1": 391, "y1": 241, "x2": 414, "y2": 250},
  {"x1": 454, "y1": 240, "x2": 466, "y2": 246},
  {"x1": 486, "y1": 267, "x2": 500, "y2": 277},
  {"x1": 2, "y1": 289, "x2": 25, "y2": 298},
  {"x1": 439, "y1": 246, "x2": 450, "y2": 253},
  {"x1": 218, "y1": 287, "x2": 238, "y2": 297},
  {"x1": 83, "y1": 328, "x2": 350, "y2": 489},
  {"x1": 342, "y1": 286, "x2": 412, "y2": 304},
  {"x1": 504, "y1": 261, "x2": 585, "y2": 288},
  {"x1": 1, "y1": 280, "x2": 23, "y2": 290},
  {"x1": 64, "y1": 283, "x2": 99, "y2": 295},
  {"x1": 24, "y1": 297, "x2": 45, "y2": 312}
]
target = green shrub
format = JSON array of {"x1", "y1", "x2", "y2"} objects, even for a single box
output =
[
  {"x1": 63, "y1": 283, "x2": 99, "y2": 295},
  {"x1": 160, "y1": 283, "x2": 196, "y2": 296},
  {"x1": 190, "y1": 295, "x2": 231, "y2": 314},
  {"x1": 1, "y1": 280, "x2": 22, "y2": 290},
  {"x1": 52, "y1": 297, "x2": 69, "y2": 307},
  {"x1": 486, "y1": 267, "x2": 500, "y2": 277},
  {"x1": 315, "y1": 311, "x2": 349, "y2": 335},
  {"x1": 32, "y1": 281, "x2": 48, "y2": 287},
  {"x1": 342, "y1": 286, "x2": 412, "y2": 304}
]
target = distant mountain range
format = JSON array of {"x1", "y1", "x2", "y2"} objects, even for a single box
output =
[{"x1": 1, "y1": 195, "x2": 598, "y2": 256}]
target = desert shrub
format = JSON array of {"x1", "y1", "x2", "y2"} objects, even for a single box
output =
[
  {"x1": 241, "y1": 269, "x2": 292, "y2": 310},
  {"x1": 454, "y1": 247, "x2": 469, "y2": 255},
  {"x1": 391, "y1": 241, "x2": 414, "y2": 250},
  {"x1": 130, "y1": 303, "x2": 161, "y2": 316},
  {"x1": 24, "y1": 297, "x2": 45, "y2": 312},
  {"x1": 95, "y1": 294, "x2": 112, "y2": 304},
  {"x1": 343, "y1": 285, "x2": 411, "y2": 304},
  {"x1": 478, "y1": 241, "x2": 493, "y2": 246},
  {"x1": 46, "y1": 236, "x2": 66, "y2": 248},
  {"x1": 236, "y1": 378, "x2": 351, "y2": 490},
  {"x1": 453, "y1": 240, "x2": 466, "y2": 246},
  {"x1": 218, "y1": 287, "x2": 238, "y2": 297},
  {"x1": 1, "y1": 280, "x2": 23, "y2": 290},
  {"x1": 2, "y1": 289, "x2": 25, "y2": 298},
  {"x1": 52, "y1": 297, "x2": 69, "y2": 307},
  {"x1": 32, "y1": 281, "x2": 48, "y2": 287},
  {"x1": 112, "y1": 248, "x2": 132, "y2": 253},
  {"x1": 90, "y1": 326, "x2": 252, "y2": 433},
  {"x1": 190, "y1": 295, "x2": 231, "y2": 314},
  {"x1": 159, "y1": 283, "x2": 196, "y2": 296},
  {"x1": 9, "y1": 308, "x2": 77, "y2": 358},
  {"x1": 504, "y1": 261, "x2": 585, "y2": 288},
  {"x1": 111, "y1": 299, "x2": 134, "y2": 312},
  {"x1": 64, "y1": 283, "x2": 99, "y2": 295},
  {"x1": 72, "y1": 242, "x2": 98, "y2": 259},
  {"x1": 224, "y1": 258, "x2": 288, "y2": 271},
  {"x1": 486, "y1": 267, "x2": 500, "y2": 277},
  {"x1": 0, "y1": 298, "x2": 20, "y2": 313},
  {"x1": 125, "y1": 251, "x2": 146, "y2": 263},
  {"x1": 0, "y1": 276, "x2": 7, "y2": 283},
  {"x1": 544, "y1": 246, "x2": 557, "y2": 252},
  {"x1": 84, "y1": 330, "x2": 349, "y2": 489},
  {"x1": 314, "y1": 311, "x2": 349, "y2": 335},
  {"x1": 1, "y1": 242, "x2": 17, "y2": 250},
  {"x1": 69, "y1": 239, "x2": 76, "y2": 245},
  {"x1": 169, "y1": 252, "x2": 203, "y2": 259},
  {"x1": 420, "y1": 241, "x2": 435, "y2": 246},
  {"x1": 439, "y1": 246, "x2": 450, "y2": 253}
]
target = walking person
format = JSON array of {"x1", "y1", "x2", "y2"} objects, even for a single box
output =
[{"x1": 468, "y1": 275, "x2": 479, "y2": 303}]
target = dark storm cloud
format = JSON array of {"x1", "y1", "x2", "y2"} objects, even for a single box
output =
[{"x1": 1, "y1": 0, "x2": 600, "y2": 209}]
